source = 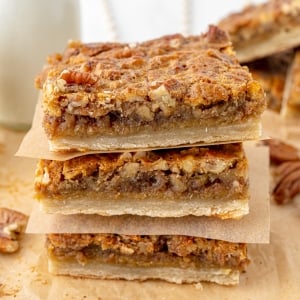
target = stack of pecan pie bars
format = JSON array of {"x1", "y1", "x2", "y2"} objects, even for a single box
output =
[{"x1": 32, "y1": 26, "x2": 267, "y2": 285}]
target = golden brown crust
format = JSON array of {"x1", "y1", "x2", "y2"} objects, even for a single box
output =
[
  {"x1": 47, "y1": 233, "x2": 249, "y2": 272},
  {"x1": 36, "y1": 26, "x2": 265, "y2": 141}
]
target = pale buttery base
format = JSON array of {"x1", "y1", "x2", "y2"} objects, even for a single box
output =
[
  {"x1": 236, "y1": 26, "x2": 300, "y2": 63},
  {"x1": 40, "y1": 196, "x2": 249, "y2": 219},
  {"x1": 48, "y1": 119, "x2": 262, "y2": 151},
  {"x1": 48, "y1": 258, "x2": 240, "y2": 285}
]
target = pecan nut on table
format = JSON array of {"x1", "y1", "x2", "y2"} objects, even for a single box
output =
[
  {"x1": 0, "y1": 208, "x2": 28, "y2": 253},
  {"x1": 263, "y1": 139, "x2": 300, "y2": 204}
]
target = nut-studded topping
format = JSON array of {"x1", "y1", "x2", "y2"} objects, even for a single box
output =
[{"x1": 0, "y1": 208, "x2": 28, "y2": 253}]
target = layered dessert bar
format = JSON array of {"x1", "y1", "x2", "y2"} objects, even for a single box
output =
[
  {"x1": 35, "y1": 143, "x2": 249, "y2": 219},
  {"x1": 47, "y1": 233, "x2": 249, "y2": 285},
  {"x1": 35, "y1": 26, "x2": 265, "y2": 151},
  {"x1": 218, "y1": 0, "x2": 300, "y2": 63}
]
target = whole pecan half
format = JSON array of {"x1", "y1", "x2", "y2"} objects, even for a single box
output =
[
  {"x1": 273, "y1": 161, "x2": 300, "y2": 204},
  {"x1": 0, "y1": 208, "x2": 28, "y2": 253},
  {"x1": 60, "y1": 70, "x2": 98, "y2": 85},
  {"x1": 263, "y1": 139, "x2": 300, "y2": 164},
  {"x1": 263, "y1": 139, "x2": 300, "y2": 204}
]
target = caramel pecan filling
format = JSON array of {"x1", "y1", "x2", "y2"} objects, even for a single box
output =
[{"x1": 47, "y1": 233, "x2": 249, "y2": 271}]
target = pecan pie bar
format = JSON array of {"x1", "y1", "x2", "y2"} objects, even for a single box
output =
[
  {"x1": 35, "y1": 143, "x2": 249, "y2": 219},
  {"x1": 218, "y1": 0, "x2": 300, "y2": 63},
  {"x1": 46, "y1": 233, "x2": 249, "y2": 285},
  {"x1": 36, "y1": 26, "x2": 265, "y2": 151},
  {"x1": 281, "y1": 49, "x2": 300, "y2": 119}
]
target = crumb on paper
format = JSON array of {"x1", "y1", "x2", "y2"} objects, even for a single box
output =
[
  {"x1": 194, "y1": 282, "x2": 203, "y2": 290},
  {"x1": 0, "y1": 283, "x2": 20, "y2": 297},
  {"x1": 0, "y1": 171, "x2": 33, "y2": 200},
  {"x1": 33, "y1": 276, "x2": 48, "y2": 285}
]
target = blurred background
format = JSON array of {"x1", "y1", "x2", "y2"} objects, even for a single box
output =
[
  {"x1": 0, "y1": 0, "x2": 265, "y2": 130},
  {"x1": 80, "y1": 0, "x2": 265, "y2": 42}
]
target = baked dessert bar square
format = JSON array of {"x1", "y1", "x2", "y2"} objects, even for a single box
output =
[
  {"x1": 36, "y1": 26, "x2": 265, "y2": 151},
  {"x1": 35, "y1": 143, "x2": 249, "y2": 219},
  {"x1": 46, "y1": 233, "x2": 249, "y2": 285},
  {"x1": 218, "y1": 0, "x2": 300, "y2": 63}
]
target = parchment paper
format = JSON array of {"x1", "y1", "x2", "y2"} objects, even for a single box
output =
[
  {"x1": 26, "y1": 144, "x2": 270, "y2": 243},
  {"x1": 1, "y1": 128, "x2": 299, "y2": 299}
]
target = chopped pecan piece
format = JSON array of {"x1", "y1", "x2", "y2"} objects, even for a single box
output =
[{"x1": 0, "y1": 208, "x2": 28, "y2": 253}]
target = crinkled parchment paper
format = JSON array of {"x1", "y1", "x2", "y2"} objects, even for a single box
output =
[
  {"x1": 26, "y1": 144, "x2": 270, "y2": 244},
  {"x1": 0, "y1": 125, "x2": 299, "y2": 299}
]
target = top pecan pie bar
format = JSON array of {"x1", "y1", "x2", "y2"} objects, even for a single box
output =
[{"x1": 36, "y1": 26, "x2": 265, "y2": 152}]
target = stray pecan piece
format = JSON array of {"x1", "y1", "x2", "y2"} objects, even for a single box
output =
[
  {"x1": 263, "y1": 139, "x2": 300, "y2": 164},
  {"x1": 0, "y1": 208, "x2": 28, "y2": 254},
  {"x1": 273, "y1": 161, "x2": 300, "y2": 204},
  {"x1": 60, "y1": 70, "x2": 98, "y2": 85},
  {"x1": 263, "y1": 139, "x2": 300, "y2": 204}
]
